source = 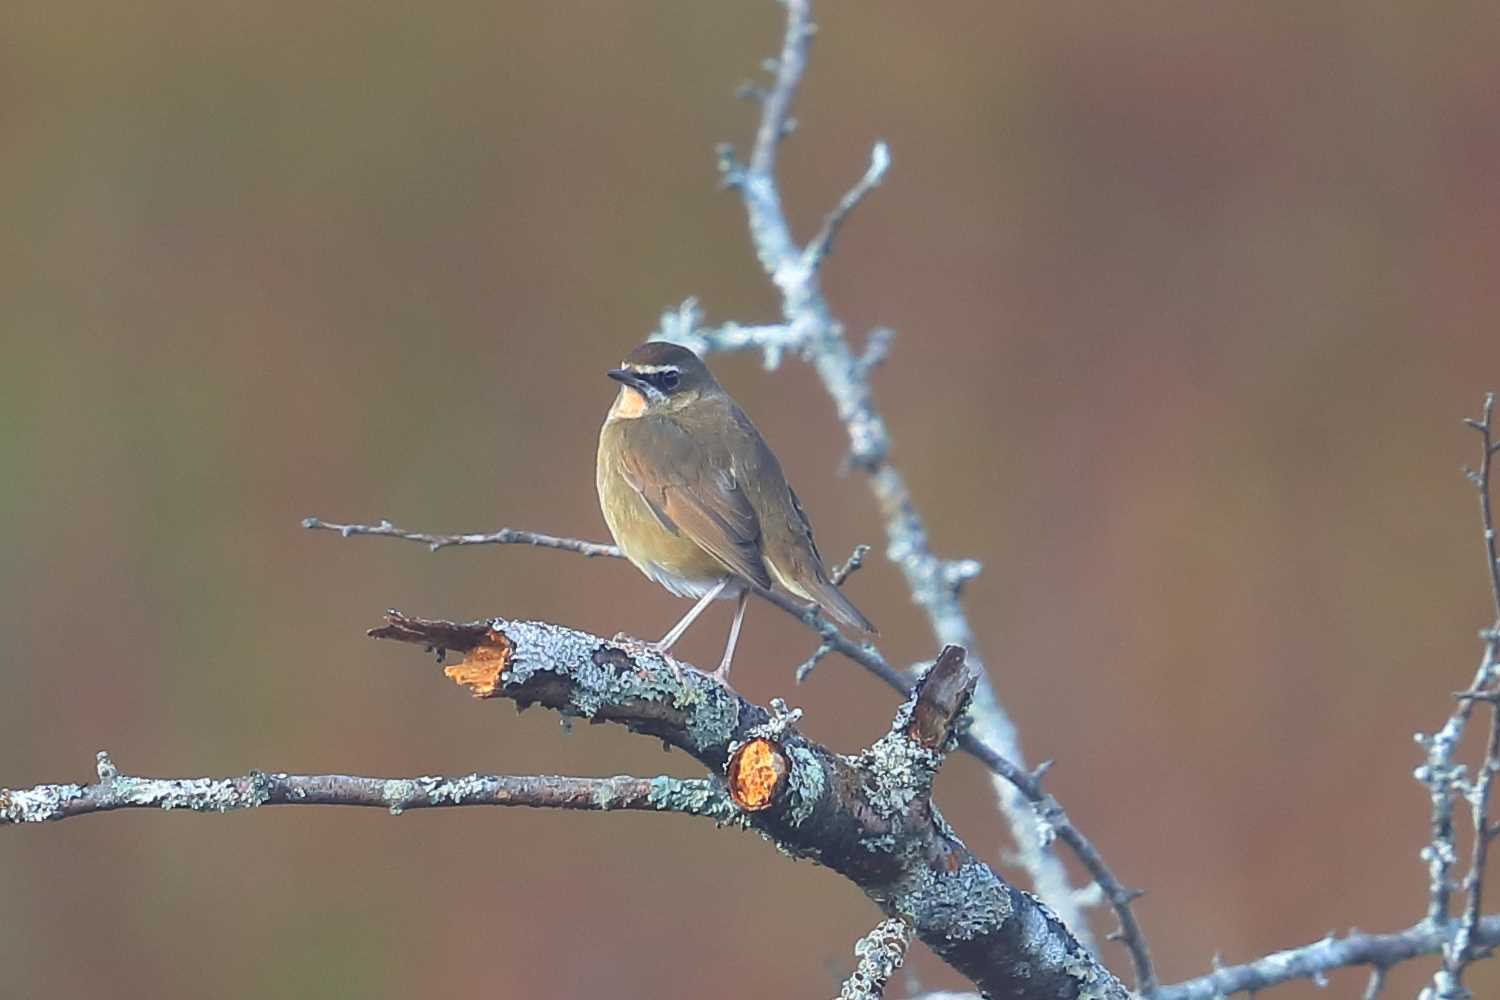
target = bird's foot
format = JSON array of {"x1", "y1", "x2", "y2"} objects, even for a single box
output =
[
  {"x1": 610, "y1": 630, "x2": 650, "y2": 648},
  {"x1": 610, "y1": 632, "x2": 685, "y2": 682}
]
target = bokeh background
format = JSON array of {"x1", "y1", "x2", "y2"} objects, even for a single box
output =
[{"x1": 4, "y1": 2, "x2": 1499, "y2": 997}]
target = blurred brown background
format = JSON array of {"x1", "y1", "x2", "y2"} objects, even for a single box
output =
[{"x1": 3, "y1": 2, "x2": 1498, "y2": 997}]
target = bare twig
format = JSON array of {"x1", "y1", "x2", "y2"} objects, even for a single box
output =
[
  {"x1": 794, "y1": 640, "x2": 836, "y2": 683},
  {"x1": 1158, "y1": 919, "x2": 1500, "y2": 1000},
  {"x1": 301, "y1": 516, "x2": 619, "y2": 558},
  {"x1": 831, "y1": 543, "x2": 871, "y2": 586},
  {"x1": 1, "y1": 751, "x2": 737, "y2": 825},
  {"x1": 797, "y1": 544, "x2": 871, "y2": 683},
  {"x1": 302, "y1": 514, "x2": 913, "y2": 689},
  {"x1": 1427, "y1": 393, "x2": 1500, "y2": 999},
  {"x1": 653, "y1": 301, "x2": 803, "y2": 370},
  {"x1": 834, "y1": 917, "x2": 913, "y2": 1000},
  {"x1": 1466, "y1": 393, "x2": 1500, "y2": 620},
  {"x1": 1455, "y1": 698, "x2": 1500, "y2": 959},
  {"x1": 805, "y1": 142, "x2": 890, "y2": 272}
]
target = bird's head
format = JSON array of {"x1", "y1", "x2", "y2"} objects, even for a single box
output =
[{"x1": 606, "y1": 342, "x2": 719, "y2": 418}]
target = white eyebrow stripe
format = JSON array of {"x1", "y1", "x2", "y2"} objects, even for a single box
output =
[{"x1": 627, "y1": 364, "x2": 681, "y2": 375}]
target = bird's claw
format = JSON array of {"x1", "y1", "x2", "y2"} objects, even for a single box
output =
[{"x1": 610, "y1": 632, "x2": 685, "y2": 682}]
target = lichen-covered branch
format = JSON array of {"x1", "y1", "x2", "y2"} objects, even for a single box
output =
[
  {"x1": 1446, "y1": 690, "x2": 1500, "y2": 989},
  {"x1": 369, "y1": 611, "x2": 1130, "y2": 1000},
  {"x1": 835, "y1": 918, "x2": 913, "y2": 1000},
  {"x1": 1157, "y1": 917, "x2": 1500, "y2": 1000},
  {"x1": 303, "y1": 513, "x2": 1146, "y2": 981},
  {"x1": 1422, "y1": 393, "x2": 1500, "y2": 999},
  {"x1": 1, "y1": 751, "x2": 735, "y2": 826},
  {"x1": 675, "y1": 0, "x2": 1129, "y2": 969}
]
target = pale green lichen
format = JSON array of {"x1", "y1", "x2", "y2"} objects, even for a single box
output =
[
  {"x1": 782, "y1": 745, "x2": 825, "y2": 827},
  {"x1": 382, "y1": 779, "x2": 419, "y2": 815},
  {"x1": 645, "y1": 776, "x2": 743, "y2": 825},
  {"x1": 416, "y1": 773, "x2": 489, "y2": 805},
  {"x1": 894, "y1": 861, "x2": 1012, "y2": 942},
  {"x1": 850, "y1": 685, "x2": 947, "y2": 826},
  {"x1": 857, "y1": 731, "x2": 940, "y2": 823},
  {"x1": 1, "y1": 783, "x2": 84, "y2": 823},
  {"x1": 591, "y1": 781, "x2": 622, "y2": 810},
  {"x1": 1063, "y1": 947, "x2": 1124, "y2": 1000},
  {"x1": 930, "y1": 804, "x2": 958, "y2": 843},
  {"x1": 4, "y1": 755, "x2": 280, "y2": 824},
  {"x1": 496, "y1": 619, "x2": 741, "y2": 754},
  {"x1": 745, "y1": 697, "x2": 803, "y2": 741},
  {"x1": 119, "y1": 773, "x2": 271, "y2": 814},
  {"x1": 838, "y1": 918, "x2": 913, "y2": 1000}
]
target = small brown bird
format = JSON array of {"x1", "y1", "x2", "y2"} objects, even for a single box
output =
[{"x1": 596, "y1": 342, "x2": 876, "y2": 678}]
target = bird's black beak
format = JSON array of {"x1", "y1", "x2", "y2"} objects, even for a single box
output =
[{"x1": 607, "y1": 368, "x2": 644, "y2": 389}]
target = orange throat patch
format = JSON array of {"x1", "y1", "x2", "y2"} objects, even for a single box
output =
[{"x1": 609, "y1": 386, "x2": 648, "y2": 420}]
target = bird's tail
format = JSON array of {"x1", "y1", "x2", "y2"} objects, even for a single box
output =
[{"x1": 808, "y1": 578, "x2": 878, "y2": 636}]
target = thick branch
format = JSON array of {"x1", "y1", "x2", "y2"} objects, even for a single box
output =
[
  {"x1": 1, "y1": 751, "x2": 735, "y2": 825},
  {"x1": 302, "y1": 514, "x2": 1145, "y2": 977},
  {"x1": 369, "y1": 611, "x2": 1129, "y2": 1000}
]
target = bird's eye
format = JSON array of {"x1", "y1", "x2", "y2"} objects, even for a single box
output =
[{"x1": 659, "y1": 371, "x2": 680, "y2": 391}]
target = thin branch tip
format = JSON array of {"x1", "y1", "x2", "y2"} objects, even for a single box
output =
[{"x1": 804, "y1": 139, "x2": 893, "y2": 269}]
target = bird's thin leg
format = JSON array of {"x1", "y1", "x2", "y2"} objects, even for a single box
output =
[
  {"x1": 653, "y1": 579, "x2": 728, "y2": 653},
  {"x1": 712, "y1": 589, "x2": 750, "y2": 680}
]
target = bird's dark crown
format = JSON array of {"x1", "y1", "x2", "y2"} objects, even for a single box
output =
[
  {"x1": 610, "y1": 342, "x2": 717, "y2": 401},
  {"x1": 622, "y1": 341, "x2": 704, "y2": 371}
]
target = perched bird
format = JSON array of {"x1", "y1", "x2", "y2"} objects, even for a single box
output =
[{"x1": 596, "y1": 341, "x2": 876, "y2": 678}]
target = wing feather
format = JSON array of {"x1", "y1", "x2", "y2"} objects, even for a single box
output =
[{"x1": 619, "y1": 417, "x2": 773, "y2": 590}]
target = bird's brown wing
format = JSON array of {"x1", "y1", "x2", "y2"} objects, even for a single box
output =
[
  {"x1": 617, "y1": 416, "x2": 773, "y2": 590},
  {"x1": 785, "y1": 485, "x2": 824, "y2": 568},
  {"x1": 729, "y1": 407, "x2": 879, "y2": 635}
]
